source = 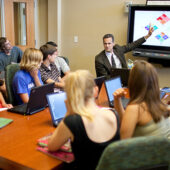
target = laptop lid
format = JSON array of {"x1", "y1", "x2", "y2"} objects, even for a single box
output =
[
  {"x1": 46, "y1": 92, "x2": 67, "y2": 127},
  {"x1": 110, "y1": 68, "x2": 130, "y2": 87},
  {"x1": 105, "y1": 76, "x2": 122, "y2": 107},
  {"x1": 104, "y1": 76, "x2": 129, "y2": 108},
  {"x1": 8, "y1": 83, "x2": 54, "y2": 115},
  {"x1": 94, "y1": 76, "x2": 106, "y2": 92}
]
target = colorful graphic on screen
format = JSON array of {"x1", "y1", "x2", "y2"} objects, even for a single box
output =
[
  {"x1": 155, "y1": 32, "x2": 169, "y2": 42},
  {"x1": 134, "y1": 11, "x2": 170, "y2": 46},
  {"x1": 157, "y1": 14, "x2": 170, "y2": 25}
]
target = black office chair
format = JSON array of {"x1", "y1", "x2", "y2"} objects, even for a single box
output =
[{"x1": 5, "y1": 64, "x2": 20, "y2": 106}]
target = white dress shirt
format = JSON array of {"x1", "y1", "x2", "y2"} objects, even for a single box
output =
[{"x1": 105, "y1": 51, "x2": 122, "y2": 68}]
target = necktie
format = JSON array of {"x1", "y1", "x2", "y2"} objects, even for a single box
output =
[{"x1": 111, "y1": 54, "x2": 116, "y2": 68}]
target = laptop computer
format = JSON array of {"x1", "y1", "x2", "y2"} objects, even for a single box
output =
[
  {"x1": 46, "y1": 91, "x2": 67, "y2": 127},
  {"x1": 110, "y1": 68, "x2": 130, "y2": 87},
  {"x1": 94, "y1": 76, "x2": 106, "y2": 93},
  {"x1": 8, "y1": 83, "x2": 54, "y2": 115},
  {"x1": 104, "y1": 76, "x2": 129, "y2": 108}
]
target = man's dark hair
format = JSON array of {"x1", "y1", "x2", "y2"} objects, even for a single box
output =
[
  {"x1": 40, "y1": 44, "x2": 57, "y2": 61},
  {"x1": 0, "y1": 37, "x2": 7, "y2": 52},
  {"x1": 46, "y1": 41, "x2": 57, "y2": 47},
  {"x1": 103, "y1": 34, "x2": 114, "y2": 42}
]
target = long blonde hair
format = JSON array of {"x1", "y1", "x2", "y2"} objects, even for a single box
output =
[
  {"x1": 64, "y1": 70, "x2": 95, "y2": 120},
  {"x1": 20, "y1": 48, "x2": 43, "y2": 72},
  {"x1": 128, "y1": 60, "x2": 169, "y2": 122}
]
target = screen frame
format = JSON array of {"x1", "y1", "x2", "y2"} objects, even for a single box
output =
[{"x1": 127, "y1": 5, "x2": 170, "y2": 54}]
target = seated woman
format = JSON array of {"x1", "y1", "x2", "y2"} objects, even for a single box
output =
[
  {"x1": 48, "y1": 70, "x2": 120, "y2": 170},
  {"x1": 113, "y1": 60, "x2": 170, "y2": 139},
  {"x1": 0, "y1": 91, "x2": 13, "y2": 108},
  {"x1": 13, "y1": 48, "x2": 43, "y2": 105}
]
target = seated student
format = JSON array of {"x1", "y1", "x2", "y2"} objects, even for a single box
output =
[
  {"x1": 39, "y1": 44, "x2": 65, "y2": 88},
  {"x1": 48, "y1": 70, "x2": 120, "y2": 170},
  {"x1": 0, "y1": 91, "x2": 13, "y2": 109},
  {"x1": 113, "y1": 60, "x2": 170, "y2": 139},
  {"x1": 46, "y1": 41, "x2": 70, "y2": 77},
  {"x1": 13, "y1": 48, "x2": 43, "y2": 105}
]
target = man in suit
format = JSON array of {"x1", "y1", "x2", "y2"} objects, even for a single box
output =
[{"x1": 95, "y1": 27, "x2": 153, "y2": 79}]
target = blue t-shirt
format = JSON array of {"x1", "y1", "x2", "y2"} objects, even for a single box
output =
[{"x1": 13, "y1": 69, "x2": 43, "y2": 105}]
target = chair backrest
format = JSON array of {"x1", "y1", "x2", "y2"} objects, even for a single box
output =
[
  {"x1": 96, "y1": 136, "x2": 170, "y2": 170},
  {"x1": 5, "y1": 64, "x2": 20, "y2": 106}
]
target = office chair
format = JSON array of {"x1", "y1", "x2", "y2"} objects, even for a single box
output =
[
  {"x1": 5, "y1": 64, "x2": 20, "y2": 106},
  {"x1": 96, "y1": 136, "x2": 170, "y2": 170}
]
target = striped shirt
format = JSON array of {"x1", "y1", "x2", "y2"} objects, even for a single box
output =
[{"x1": 40, "y1": 63, "x2": 60, "y2": 84}]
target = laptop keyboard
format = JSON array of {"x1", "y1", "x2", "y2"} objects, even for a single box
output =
[{"x1": 11, "y1": 104, "x2": 27, "y2": 113}]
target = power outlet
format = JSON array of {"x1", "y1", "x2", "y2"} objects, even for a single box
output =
[{"x1": 74, "y1": 36, "x2": 78, "y2": 43}]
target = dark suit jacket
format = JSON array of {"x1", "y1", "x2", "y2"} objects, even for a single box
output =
[{"x1": 95, "y1": 37, "x2": 146, "y2": 79}]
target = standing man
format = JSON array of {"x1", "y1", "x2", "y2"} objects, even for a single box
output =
[
  {"x1": 0, "y1": 37, "x2": 23, "y2": 75},
  {"x1": 95, "y1": 27, "x2": 153, "y2": 79}
]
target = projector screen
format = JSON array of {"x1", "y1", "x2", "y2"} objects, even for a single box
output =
[{"x1": 128, "y1": 5, "x2": 170, "y2": 60}]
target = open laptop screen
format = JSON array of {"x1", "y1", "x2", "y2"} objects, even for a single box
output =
[
  {"x1": 105, "y1": 76, "x2": 122, "y2": 104},
  {"x1": 46, "y1": 92, "x2": 67, "y2": 126},
  {"x1": 110, "y1": 68, "x2": 130, "y2": 87}
]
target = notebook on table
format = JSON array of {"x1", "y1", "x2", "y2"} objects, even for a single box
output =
[
  {"x1": 110, "y1": 68, "x2": 130, "y2": 87},
  {"x1": 94, "y1": 76, "x2": 106, "y2": 92},
  {"x1": 46, "y1": 91, "x2": 67, "y2": 127},
  {"x1": 104, "y1": 76, "x2": 129, "y2": 108},
  {"x1": 8, "y1": 83, "x2": 54, "y2": 115}
]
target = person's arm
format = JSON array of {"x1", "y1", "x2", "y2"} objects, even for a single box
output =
[
  {"x1": 144, "y1": 24, "x2": 154, "y2": 40},
  {"x1": 113, "y1": 88, "x2": 126, "y2": 121},
  {"x1": 19, "y1": 93, "x2": 29, "y2": 104},
  {"x1": 121, "y1": 25, "x2": 154, "y2": 53},
  {"x1": 120, "y1": 104, "x2": 139, "y2": 139},
  {"x1": 30, "y1": 69, "x2": 42, "y2": 87},
  {"x1": 46, "y1": 77, "x2": 65, "y2": 88},
  {"x1": 0, "y1": 92, "x2": 13, "y2": 108},
  {"x1": 48, "y1": 121, "x2": 73, "y2": 151}
]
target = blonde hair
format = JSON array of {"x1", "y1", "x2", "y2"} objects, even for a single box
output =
[
  {"x1": 20, "y1": 48, "x2": 43, "y2": 72},
  {"x1": 64, "y1": 70, "x2": 95, "y2": 120}
]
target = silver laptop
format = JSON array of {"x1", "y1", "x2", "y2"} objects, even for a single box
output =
[
  {"x1": 46, "y1": 92, "x2": 67, "y2": 127},
  {"x1": 104, "y1": 76, "x2": 129, "y2": 108}
]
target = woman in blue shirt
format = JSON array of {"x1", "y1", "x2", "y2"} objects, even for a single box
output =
[{"x1": 13, "y1": 48, "x2": 43, "y2": 105}]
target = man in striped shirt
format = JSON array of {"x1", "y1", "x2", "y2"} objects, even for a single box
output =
[{"x1": 40, "y1": 44, "x2": 65, "y2": 89}]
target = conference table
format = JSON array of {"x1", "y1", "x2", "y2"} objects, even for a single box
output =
[{"x1": 0, "y1": 84, "x2": 108, "y2": 170}]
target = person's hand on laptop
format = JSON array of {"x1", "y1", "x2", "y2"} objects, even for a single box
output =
[
  {"x1": 2, "y1": 103, "x2": 13, "y2": 109},
  {"x1": 55, "y1": 77, "x2": 65, "y2": 88},
  {"x1": 113, "y1": 88, "x2": 127, "y2": 99}
]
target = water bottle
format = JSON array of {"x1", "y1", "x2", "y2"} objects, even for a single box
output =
[{"x1": 127, "y1": 59, "x2": 134, "y2": 69}]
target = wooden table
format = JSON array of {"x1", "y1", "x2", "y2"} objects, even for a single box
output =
[
  {"x1": 0, "y1": 108, "x2": 62, "y2": 170},
  {"x1": 0, "y1": 84, "x2": 109, "y2": 170}
]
